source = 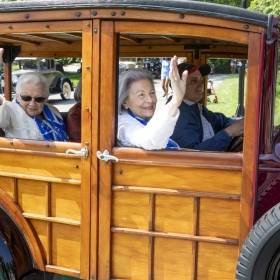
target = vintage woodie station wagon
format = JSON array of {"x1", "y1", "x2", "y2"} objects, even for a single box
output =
[{"x1": 0, "y1": 0, "x2": 279, "y2": 279}]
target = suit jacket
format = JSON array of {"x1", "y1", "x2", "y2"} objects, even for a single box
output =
[{"x1": 171, "y1": 101, "x2": 234, "y2": 151}]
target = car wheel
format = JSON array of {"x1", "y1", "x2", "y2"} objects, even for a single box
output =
[
  {"x1": 60, "y1": 81, "x2": 71, "y2": 100},
  {"x1": 236, "y1": 202, "x2": 280, "y2": 280}
]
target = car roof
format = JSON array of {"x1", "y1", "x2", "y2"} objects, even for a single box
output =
[{"x1": 0, "y1": 0, "x2": 271, "y2": 27}]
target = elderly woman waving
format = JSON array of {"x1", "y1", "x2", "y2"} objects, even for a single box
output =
[{"x1": 118, "y1": 56, "x2": 187, "y2": 150}]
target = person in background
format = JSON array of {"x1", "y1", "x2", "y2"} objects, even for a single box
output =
[
  {"x1": 230, "y1": 59, "x2": 237, "y2": 74},
  {"x1": 66, "y1": 79, "x2": 82, "y2": 142},
  {"x1": 117, "y1": 55, "x2": 187, "y2": 150},
  {"x1": 40, "y1": 59, "x2": 48, "y2": 70},
  {"x1": 160, "y1": 58, "x2": 171, "y2": 98},
  {"x1": 170, "y1": 62, "x2": 244, "y2": 151}
]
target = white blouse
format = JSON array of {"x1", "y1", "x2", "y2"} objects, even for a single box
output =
[
  {"x1": 0, "y1": 98, "x2": 61, "y2": 140},
  {"x1": 118, "y1": 105, "x2": 180, "y2": 150}
]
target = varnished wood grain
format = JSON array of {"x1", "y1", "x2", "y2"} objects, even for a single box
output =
[
  {"x1": 197, "y1": 243, "x2": 239, "y2": 280},
  {"x1": 80, "y1": 19, "x2": 94, "y2": 280},
  {"x1": 111, "y1": 234, "x2": 149, "y2": 280},
  {"x1": 115, "y1": 22, "x2": 249, "y2": 44},
  {"x1": 0, "y1": 20, "x2": 82, "y2": 34},
  {"x1": 51, "y1": 182, "x2": 81, "y2": 220},
  {"x1": 0, "y1": 139, "x2": 81, "y2": 153},
  {"x1": 98, "y1": 20, "x2": 117, "y2": 280},
  {"x1": 0, "y1": 188, "x2": 45, "y2": 270},
  {"x1": 0, "y1": 151, "x2": 80, "y2": 181},
  {"x1": 154, "y1": 238, "x2": 192, "y2": 280},
  {"x1": 113, "y1": 164, "x2": 242, "y2": 194},
  {"x1": 111, "y1": 228, "x2": 238, "y2": 245},
  {"x1": 113, "y1": 148, "x2": 243, "y2": 170},
  {"x1": 0, "y1": 176, "x2": 14, "y2": 198},
  {"x1": 89, "y1": 18, "x2": 102, "y2": 280},
  {"x1": 239, "y1": 32, "x2": 262, "y2": 247},
  {"x1": 51, "y1": 223, "x2": 80, "y2": 269},
  {"x1": 17, "y1": 179, "x2": 47, "y2": 215},
  {"x1": 112, "y1": 192, "x2": 150, "y2": 229},
  {"x1": 199, "y1": 198, "x2": 240, "y2": 239},
  {"x1": 0, "y1": 10, "x2": 91, "y2": 23},
  {"x1": 112, "y1": 185, "x2": 241, "y2": 200},
  {"x1": 154, "y1": 195, "x2": 194, "y2": 234}
]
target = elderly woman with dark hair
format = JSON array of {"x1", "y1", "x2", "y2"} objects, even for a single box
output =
[
  {"x1": 118, "y1": 55, "x2": 187, "y2": 150},
  {"x1": 66, "y1": 79, "x2": 82, "y2": 142},
  {"x1": 0, "y1": 69, "x2": 68, "y2": 141}
]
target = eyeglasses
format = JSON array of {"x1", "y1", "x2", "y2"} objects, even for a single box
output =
[
  {"x1": 20, "y1": 95, "x2": 46, "y2": 103},
  {"x1": 188, "y1": 77, "x2": 204, "y2": 85}
]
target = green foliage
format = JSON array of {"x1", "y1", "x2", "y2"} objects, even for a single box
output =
[
  {"x1": 209, "y1": 59, "x2": 232, "y2": 74},
  {"x1": 192, "y1": 0, "x2": 252, "y2": 8},
  {"x1": 63, "y1": 72, "x2": 81, "y2": 87},
  {"x1": 249, "y1": 0, "x2": 280, "y2": 15}
]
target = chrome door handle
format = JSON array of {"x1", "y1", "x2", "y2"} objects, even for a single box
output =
[
  {"x1": 66, "y1": 147, "x2": 88, "y2": 158},
  {"x1": 96, "y1": 150, "x2": 119, "y2": 162}
]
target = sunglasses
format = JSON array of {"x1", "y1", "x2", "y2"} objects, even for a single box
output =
[{"x1": 20, "y1": 95, "x2": 46, "y2": 103}]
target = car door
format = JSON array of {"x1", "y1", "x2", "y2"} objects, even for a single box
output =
[
  {"x1": 0, "y1": 19, "x2": 96, "y2": 279},
  {"x1": 97, "y1": 17, "x2": 262, "y2": 279}
]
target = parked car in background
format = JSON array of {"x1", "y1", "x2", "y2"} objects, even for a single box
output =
[{"x1": 1, "y1": 57, "x2": 73, "y2": 100}]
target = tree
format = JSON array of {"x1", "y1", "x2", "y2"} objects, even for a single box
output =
[
  {"x1": 249, "y1": 0, "x2": 280, "y2": 16},
  {"x1": 192, "y1": 0, "x2": 252, "y2": 8}
]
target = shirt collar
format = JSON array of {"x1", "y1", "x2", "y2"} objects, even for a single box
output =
[{"x1": 183, "y1": 99, "x2": 194, "y2": 106}]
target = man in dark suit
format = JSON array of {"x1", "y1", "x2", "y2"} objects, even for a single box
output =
[{"x1": 170, "y1": 62, "x2": 244, "y2": 151}]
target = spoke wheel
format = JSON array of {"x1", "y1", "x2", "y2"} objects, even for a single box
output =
[{"x1": 60, "y1": 81, "x2": 71, "y2": 100}]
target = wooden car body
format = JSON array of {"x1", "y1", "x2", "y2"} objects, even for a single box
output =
[{"x1": 0, "y1": 1, "x2": 279, "y2": 279}]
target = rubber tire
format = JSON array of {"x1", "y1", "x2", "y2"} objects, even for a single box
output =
[
  {"x1": 60, "y1": 81, "x2": 71, "y2": 100},
  {"x1": 236, "y1": 202, "x2": 280, "y2": 280}
]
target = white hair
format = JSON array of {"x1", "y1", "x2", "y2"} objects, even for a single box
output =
[{"x1": 16, "y1": 72, "x2": 49, "y2": 98}]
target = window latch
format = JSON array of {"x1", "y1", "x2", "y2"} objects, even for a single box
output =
[
  {"x1": 66, "y1": 147, "x2": 88, "y2": 158},
  {"x1": 96, "y1": 150, "x2": 118, "y2": 162}
]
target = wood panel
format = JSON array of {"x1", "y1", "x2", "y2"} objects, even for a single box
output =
[
  {"x1": 0, "y1": 176, "x2": 14, "y2": 198},
  {"x1": 239, "y1": 32, "x2": 262, "y2": 246},
  {"x1": 154, "y1": 195, "x2": 194, "y2": 234},
  {"x1": 17, "y1": 179, "x2": 47, "y2": 215},
  {"x1": 112, "y1": 148, "x2": 243, "y2": 170},
  {"x1": 0, "y1": 20, "x2": 82, "y2": 34},
  {"x1": 30, "y1": 220, "x2": 48, "y2": 263},
  {"x1": 51, "y1": 223, "x2": 80, "y2": 269},
  {"x1": 92, "y1": 9, "x2": 263, "y2": 33},
  {"x1": 112, "y1": 192, "x2": 150, "y2": 229},
  {"x1": 51, "y1": 182, "x2": 81, "y2": 220},
  {"x1": 154, "y1": 238, "x2": 192, "y2": 280},
  {"x1": 98, "y1": 20, "x2": 117, "y2": 280},
  {"x1": 197, "y1": 243, "x2": 238, "y2": 280},
  {"x1": 0, "y1": 139, "x2": 81, "y2": 153},
  {"x1": 78, "y1": 19, "x2": 94, "y2": 280},
  {"x1": 111, "y1": 234, "x2": 149, "y2": 280},
  {"x1": 115, "y1": 22, "x2": 249, "y2": 45},
  {"x1": 199, "y1": 198, "x2": 240, "y2": 239},
  {"x1": 89, "y1": 18, "x2": 101, "y2": 279},
  {"x1": 0, "y1": 151, "x2": 80, "y2": 182},
  {"x1": 0, "y1": 9, "x2": 91, "y2": 23},
  {"x1": 113, "y1": 164, "x2": 242, "y2": 194}
]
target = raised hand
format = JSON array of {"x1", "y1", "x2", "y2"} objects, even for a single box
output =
[{"x1": 167, "y1": 55, "x2": 188, "y2": 117}]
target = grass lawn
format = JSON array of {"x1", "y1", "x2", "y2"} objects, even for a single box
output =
[
  {"x1": 64, "y1": 72, "x2": 81, "y2": 87},
  {"x1": 207, "y1": 73, "x2": 246, "y2": 118}
]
